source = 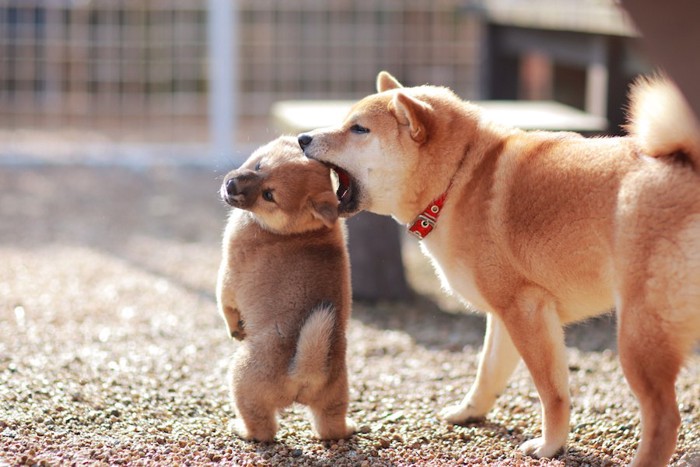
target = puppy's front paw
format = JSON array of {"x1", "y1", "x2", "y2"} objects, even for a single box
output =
[
  {"x1": 519, "y1": 437, "x2": 565, "y2": 459},
  {"x1": 231, "y1": 319, "x2": 246, "y2": 340},
  {"x1": 222, "y1": 305, "x2": 246, "y2": 340},
  {"x1": 440, "y1": 402, "x2": 487, "y2": 425}
]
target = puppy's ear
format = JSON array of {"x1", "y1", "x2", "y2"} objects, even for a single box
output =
[
  {"x1": 390, "y1": 91, "x2": 432, "y2": 144},
  {"x1": 310, "y1": 191, "x2": 339, "y2": 228},
  {"x1": 377, "y1": 71, "x2": 403, "y2": 92}
]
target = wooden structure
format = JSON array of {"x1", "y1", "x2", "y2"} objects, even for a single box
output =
[{"x1": 478, "y1": 0, "x2": 641, "y2": 134}]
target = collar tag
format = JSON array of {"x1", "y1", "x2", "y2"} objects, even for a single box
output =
[{"x1": 407, "y1": 193, "x2": 447, "y2": 240}]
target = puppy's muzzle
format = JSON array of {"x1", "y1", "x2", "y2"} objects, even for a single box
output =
[{"x1": 221, "y1": 170, "x2": 258, "y2": 207}]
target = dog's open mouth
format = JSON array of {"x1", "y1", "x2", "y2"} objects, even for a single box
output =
[{"x1": 327, "y1": 164, "x2": 359, "y2": 214}]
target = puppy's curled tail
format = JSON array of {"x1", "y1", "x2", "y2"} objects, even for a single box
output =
[
  {"x1": 627, "y1": 75, "x2": 700, "y2": 171},
  {"x1": 289, "y1": 303, "x2": 335, "y2": 385}
]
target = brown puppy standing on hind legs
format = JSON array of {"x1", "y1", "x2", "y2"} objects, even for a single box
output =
[
  {"x1": 298, "y1": 71, "x2": 700, "y2": 466},
  {"x1": 216, "y1": 136, "x2": 355, "y2": 442}
]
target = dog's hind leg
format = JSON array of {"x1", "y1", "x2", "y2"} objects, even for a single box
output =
[
  {"x1": 229, "y1": 355, "x2": 279, "y2": 442},
  {"x1": 231, "y1": 389, "x2": 279, "y2": 442},
  {"x1": 615, "y1": 214, "x2": 700, "y2": 466},
  {"x1": 500, "y1": 287, "x2": 570, "y2": 459},
  {"x1": 618, "y1": 302, "x2": 683, "y2": 467},
  {"x1": 441, "y1": 313, "x2": 520, "y2": 423},
  {"x1": 307, "y1": 371, "x2": 355, "y2": 440}
]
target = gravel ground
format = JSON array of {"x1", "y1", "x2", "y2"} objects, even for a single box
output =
[{"x1": 0, "y1": 165, "x2": 698, "y2": 466}]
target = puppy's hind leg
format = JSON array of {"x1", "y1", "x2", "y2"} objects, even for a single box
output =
[
  {"x1": 230, "y1": 357, "x2": 278, "y2": 442},
  {"x1": 441, "y1": 313, "x2": 521, "y2": 423},
  {"x1": 231, "y1": 390, "x2": 279, "y2": 442},
  {"x1": 308, "y1": 371, "x2": 355, "y2": 440},
  {"x1": 618, "y1": 301, "x2": 684, "y2": 467}
]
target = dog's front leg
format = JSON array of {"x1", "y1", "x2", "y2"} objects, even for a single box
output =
[
  {"x1": 501, "y1": 289, "x2": 570, "y2": 459},
  {"x1": 216, "y1": 262, "x2": 246, "y2": 340},
  {"x1": 441, "y1": 313, "x2": 520, "y2": 423}
]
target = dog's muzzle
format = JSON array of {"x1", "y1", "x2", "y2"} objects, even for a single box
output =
[
  {"x1": 221, "y1": 170, "x2": 258, "y2": 207},
  {"x1": 298, "y1": 133, "x2": 313, "y2": 151}
]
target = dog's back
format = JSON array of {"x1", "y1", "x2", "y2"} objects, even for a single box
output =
[
  {"x1": 225, "y1": 207, "x2": 353, "y2": 441},
  {"x1": 229, "y1": 217, "x2": 350, "y2": 383}
]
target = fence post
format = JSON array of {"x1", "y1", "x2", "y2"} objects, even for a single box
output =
[{"x1": 208, "y1": 0, "x2": 239, "y2": 165}]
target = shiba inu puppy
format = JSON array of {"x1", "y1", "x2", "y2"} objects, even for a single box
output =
[
  {"x1": 216, "y1": 136, "x2": 355, "y2": 442},
  {"x1": 298, "y1": 71, "x2": 700, "y2": 466}
]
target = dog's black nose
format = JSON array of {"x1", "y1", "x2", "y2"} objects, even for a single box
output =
[
  {"x1": 298, "y1": 134, "x2": 313, "y2": 150},
  {"x1": 225, "y1": 177, "x2": 238, "y2": 195}
]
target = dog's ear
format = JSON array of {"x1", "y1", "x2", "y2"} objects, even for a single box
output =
[
  {"x1": 310, "y1": 191, "x2": 339, "y2": 228},
  {"x1": 377, "y1": 71, "x2": 403, "y2": 92},
  {"x1": 390, "y1": 91, "x2": 432, "y2": 143}
]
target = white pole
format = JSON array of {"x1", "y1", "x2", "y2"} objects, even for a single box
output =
[
  {"x1": 208, "y1": 0, "x2": 239, "y2": 165},
  {"x1": 585, "y1": 36, "x2": 608, "y2": 119}
]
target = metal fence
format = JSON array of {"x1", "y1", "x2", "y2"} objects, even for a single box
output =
[
  {"x1": 239, "y1": 0, "x2": 481, "y2": 115},
  {"x1": 0, "y1": 0, "x2": 209, "y2": 145},
  {"x1": 0, "y1": 0, "x2": 481, "y2": 152}
]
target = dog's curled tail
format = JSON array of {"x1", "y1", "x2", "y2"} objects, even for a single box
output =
[
  {"x1": 289, "y1": 303, "x2": 335, "y2": 385},
  {"x1": 627, "y1": 75, "x2": 700, "y2": 170}
]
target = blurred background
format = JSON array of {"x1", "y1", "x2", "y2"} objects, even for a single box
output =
[{"x1": 0, "y1": 0, "x2": 646, "y2": 166}]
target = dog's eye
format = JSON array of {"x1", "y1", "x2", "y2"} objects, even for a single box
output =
[
  {"x1": 350, "y1": 124, "x2": 370, "y2": 134},
  {"x1": 262, "y1": 189, "x2": 274, "y2": 202},
  {"x1": 254, "y1": 162, "x2": 261, "y2": 171}
]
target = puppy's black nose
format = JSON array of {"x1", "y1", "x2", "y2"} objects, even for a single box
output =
[
  {"x1": 298, "y1": 134, "x2": 313, "y2": 150},
  {"x1": 225, "y1": 177, "x2": 238, "y2": 195}
]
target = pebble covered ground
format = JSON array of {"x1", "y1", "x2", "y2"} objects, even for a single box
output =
[{"x1": 0, "y1": 166, "x2": 698, "y2": 466}]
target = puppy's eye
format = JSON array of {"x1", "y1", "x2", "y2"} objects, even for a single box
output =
[
  {"x1": 350, "y1": 124, "x2": 370, "y2": 134},
  {"x1": 262, "y1": 189, "x2": 274, "y2": 202},
  {"x1": 254, "y1": 162, "x2": 261, "y2": 171}
]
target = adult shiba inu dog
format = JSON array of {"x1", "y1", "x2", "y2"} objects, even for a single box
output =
[
  {"x1": 217, "y1": 136, "x2": 355, "y2": 442},
  {"x1": 298, "y1": 71, "x2": 700, "y2": 465}
]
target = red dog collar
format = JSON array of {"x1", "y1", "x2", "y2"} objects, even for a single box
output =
[{"x1": 407, "y1": 191, "x2": 448, "y2": 240}]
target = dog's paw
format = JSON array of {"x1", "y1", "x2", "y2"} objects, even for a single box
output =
[
  {"x1": 231, "y1": 328, "x2": 246, "y2": 341},
  {"x1": 316, "y1": 417, "x2": 356, "y2": 440},
  {"x1": 229, "y1": 419, "x2": 274, "y2": 442},
  {"x1": 230, "y1": 419, "x2": 253, "y2": 440},
  {"x1": 519, "y1": 437, "x2": 565, "y2": 459},
  {"x1": 231, "y1": 319, "x2": 246, "y2": 340},
  {"x1": 440, "y1": 402, "x2": 487, "y2": 425},
  {"x1": 344, "y1": 417, "x2": 357, "y2": 437}
]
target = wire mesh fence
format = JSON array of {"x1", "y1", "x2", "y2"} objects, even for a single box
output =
[
  {"x1": 238, "y1": 0, "x2": 481, "y2": 116},
  {"x1": 0, "y1": 0, "x2": 481, "y2": 154},
  {"x1": 0, "y1": 0, "x2": 209, "y2": 145}
]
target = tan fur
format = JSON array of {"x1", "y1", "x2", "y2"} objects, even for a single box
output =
[
  {"x1": 299, "y1": 72, "x2": 700, "y2": 466},
  {"x1": 216, "y1": 136, "x2": 355, "y2": 442}
]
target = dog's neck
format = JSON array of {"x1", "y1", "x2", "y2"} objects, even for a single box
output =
[
  {"x1": 406, "y1": 142, "x2": 472, "y2": 240},
  {"x1": 406, "y1": 159, "x2": 466, "y2": 239}
]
